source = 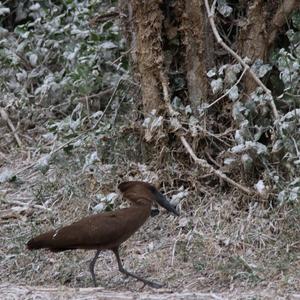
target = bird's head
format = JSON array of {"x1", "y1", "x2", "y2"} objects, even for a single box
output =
[{"x1": 118, "y1": 181, "x2": 179, "y2": 216}]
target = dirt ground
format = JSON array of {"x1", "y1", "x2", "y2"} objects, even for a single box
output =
[{"x1": 0, "y1": 149, "x2": 299, "y2": 298}]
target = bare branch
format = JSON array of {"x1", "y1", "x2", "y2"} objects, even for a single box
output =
[
  {"x1": 203, "y1": 0, "x2": 279, "y2": 120},
  {"x1": 0, "y1": 108, "x2": 22, "y2": 148},
  {"x1": 206, "y1": 66, "x2": 248, "y2": 109},
  {"x1": 159, "y1": 66, "x2": 262, "y2": 199},
  {"x1": 180, "y1": 135, "x2": 260, "y2": 197}
]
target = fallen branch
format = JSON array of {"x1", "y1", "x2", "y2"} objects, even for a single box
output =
[
  {"x1": 180, "y1": 135, "x2": 258, "y2": 197},
  {"x1": 0, "y1": 108, "x2": 22, "y2": 148},
  {"x1": 203, "y1": 0, "x2": 279, "y2": 120}
]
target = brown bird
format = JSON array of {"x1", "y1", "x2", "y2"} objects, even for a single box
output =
[{"x1": 27, "y1": 181, "x2": 179, "y2": 288}]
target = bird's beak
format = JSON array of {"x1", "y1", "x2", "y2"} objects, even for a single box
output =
[{"x1": 154, "y1": 190, "x2": 179, "y2": 216}]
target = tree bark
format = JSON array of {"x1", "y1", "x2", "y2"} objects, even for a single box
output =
[
  {"x1": 121, "y1": 0, "x2": 165, "y2": 114},
  {"x1": 182, "y1": 0, "x2": 212, "y2": 112},
  {"x1": 237, "y1": 0, "x2": 300, "y2": 94}
]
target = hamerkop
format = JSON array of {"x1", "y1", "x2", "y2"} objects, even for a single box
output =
[{"x1": 27, "y1": 181, "x2": 179, "y2": 288}]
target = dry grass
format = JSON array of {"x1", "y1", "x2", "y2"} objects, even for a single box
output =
[{"x1": 0, "y1": 145, "x2": 299, "y2": 295}]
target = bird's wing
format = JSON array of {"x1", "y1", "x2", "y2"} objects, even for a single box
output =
[{"x1": 28, "y1": 207, "x2": 148, "y2": 251}]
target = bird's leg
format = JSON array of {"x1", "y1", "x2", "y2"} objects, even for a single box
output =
[
  {"x1": 89, "y1": 250, "x2": 101, "y2": 287},
  {"x1": 112, "y1": 248, "x2": 163, "y2": 289}
]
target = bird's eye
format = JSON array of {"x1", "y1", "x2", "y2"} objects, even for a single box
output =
[{"x1": 151, "y1": 208, "x2": 159, "y2": 217}]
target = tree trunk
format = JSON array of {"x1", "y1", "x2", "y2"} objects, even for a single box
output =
[
  {"x1": 182, "y1": 0, "x2": 212, "y2": 112},
  {"x1": 237, "y1": 0, "x2": 300, "y2": 94},
  {"x1": 120, "y1": 0, "x2": 165, "y2": 113}
]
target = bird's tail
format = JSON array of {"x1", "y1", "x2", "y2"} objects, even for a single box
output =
[{"x1": 27, "y1": 230, "x2": 56, "y2": 250}]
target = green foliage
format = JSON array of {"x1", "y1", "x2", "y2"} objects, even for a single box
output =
[
  {"x1": 206, "y1": 11, "x2": 300, "y2": 203},
  {"x1": 0, "y1": 0, "x2": 125, "y2": 108}
]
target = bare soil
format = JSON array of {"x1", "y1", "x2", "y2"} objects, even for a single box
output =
[{"x1": 0, "y1": 148, "x2": 299, "y2": 298}]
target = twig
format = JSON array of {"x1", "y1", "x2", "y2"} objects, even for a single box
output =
[
  {"x1": 92, "y1": 78, "x2": 123, "y2": 129},
  {"x1": 77, "y1": 88, "x2": 114, "y2": 102},
  {"x1": 0, "y1": 151, "x2": 8, "y2": 161},
  {"x1": 180, "y1": 135, "x2": 258, "y2": 197},
  {"x1": 158, "y1": 66, "x2": 260, "y2": 198},
  {"x1": 89, "y1": 11, "x2": 120, "y2": 27},
  {"x1": 0, "y1": 108, "x2": 22, "y2": 148},
  {"x1": 3, "y1": 198, "x2": 52, "y2": 211},
  {"x1": 203, "y1": 0, "x2": 279, "y2": 120},
  {"x1": 112, "y1": 48, "x2": 133, "y2": 64},
  {"x1": 206, "y1": 66, "x2": 248, "y2": 109},
  {"x1": 205, "y1": 151, "x2": 222, "y2": 168},
  {"x1": 106, "y1": 61, "x2": 129, "y2": 74},
  {"x1": 171, "y1": 228, "x2": 182, "y2": 266},
  {"x1": 14, "y1": 79, "x2": 123, "y2": 177},
  {"x1": 159, "y1": 71, "x2": 178, "y2": 116}
]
